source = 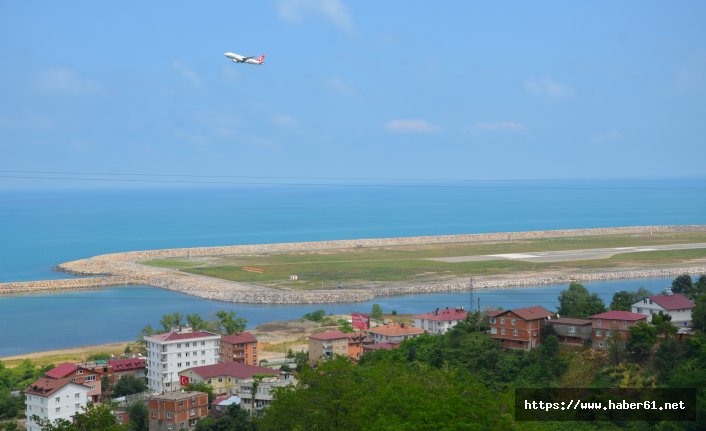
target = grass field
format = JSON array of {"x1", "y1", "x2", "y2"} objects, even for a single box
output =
[{"x1": 142, "y1": 232, "x2": 706, "y2": 290}]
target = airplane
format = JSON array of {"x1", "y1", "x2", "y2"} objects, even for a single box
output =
[{"x1": 224, "y1": 52, "x2": 265, "y2": 65}]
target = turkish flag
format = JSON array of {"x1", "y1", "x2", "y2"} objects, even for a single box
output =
[{"x1": 180, "y1": 375, "x2": 189, "y2": 386}]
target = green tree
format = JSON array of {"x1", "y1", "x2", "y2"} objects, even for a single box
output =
[
  {"x1": 557, "y1": 282, "x2": 606, "y2": 319},
  {"x1": 302, "y1": 309, "x2": 325, "y2": 322},
  {"x1": 692, "y1": 294, "x2": 706, "y2": 334},
  {"x1": 35, "y1": 403, "x2": 126, "y2": 431},
  {"x1": 370, "y1": 303, "x2": 383, "y2": 320},
  {"x1": 0, "y1": 421, "x2": 20, "y2": 431},
  {"x1": 126, "y1": 401, "x2": 148, "y2": 431},
  {"x1": 671, "y1": 274, "x2": 694, "y2": 296},
  {"x1": 159, "y1": 312, "x2": 184, "y2": 332},
  {"x1": 216, "y1": 310, "x2": 247, "y2": 335},
  {"x1": 195, "y1": 404, "x2": 254, "y2": 431},
  {"x1": 186, "y1": 313, "x2": 210, "y2": 331},
  {"x1": 652, "y1": 312, "x2": 677, "y2": 338},
  {"x1": 695, "y1": 275, "x2": 706, "y2": 297},
  {"x1": 609, "y1": 287, "x2": 652, "y2": 311},
  {"x1": 627, "y1": 321, "x2": 657, "y2": 361},
  {"x1": 185, "y1": 382, "x2": 215, "y2": 403},
  {"x1": 112, "y1": 375, "x2": 147, "y2": 398}
]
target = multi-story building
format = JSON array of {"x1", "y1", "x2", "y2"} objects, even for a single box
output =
[
  {"x1": 25, "y1": 378, "x2": 90, "y2": 431},
  {"x1": 220, "y1": 332, "x2": 259, "y2": 366},
  {"x1": 109, "y1": 358, "x2": 147, "y2": 384},
  {"x1": 236, "y1": 373, "x2": 296, "y2": 417},
  {"x1": 550, "y1": 317, "x2": 592, "y2": 345},
  {"x1": 413, "y1": 307, "x2": 468, "y2": 335},
  {"x1": 366, "y1": 323, "x2": 424, "y2": 344},
  {"x1": 178, "y1": 362, "x2": 281, "y2": 395},
  {"x1": 346, "y1": 332, "x2": 370, "y2": 361},
  {"x1": 488, "y1": 306, "x2": 554, "y2": 350},
  {"x1": 144, "y1": 327, "x2": 221, "y2": 393},
  {"x1": 148, "y1": 390, "x2": 209, "y2": 431},
  {"x1": 308, "y1": 330, "x2": 350, "y2": 365},
  {"x1": 45, "y1": 363, "x2": 102, "y2": 403},
  {"x1": 631, "y1": 293, "x2": 695, "y2": 327},
  {"x1": 590, "y1": 311, "x2": 648, "y2": 349}
]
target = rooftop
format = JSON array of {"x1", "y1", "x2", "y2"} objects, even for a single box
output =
[
  {"x1": 367, "y1": 323, "x2": 424, "y2": 337},
  {"x1": 591, "y1": 311, "x2": 648, "y2": 321},
  {"x1": 494, "y1": 306, "x2": 554, "y2": 321},
  {"x1": 414, "y1": 307, "x2": 468, "y2": 321},
  {"x1": 150, "y1": 390, "x2": 205, "y2": 401},
  {"x1": 552, "y1": 317, "x2": 592, "y2": 326},
  {"x1": 647, "y1": 294, "x2": 695, "y2": 311},
  {"x1": 221, "y1": 332, "x2": 258, "y2": 345},
  {"x1": 45, "y1": 363, "x2": 78, "y2": 379},
  {"x1": 25, "y1": 378, "x2": 88, "y2": 397},
  {"x1": 364, "y1": 342, "x2": 399, "y2": 351},
  {"x1": 186, "y1": 362, "x2": 280, "y2": 380},
  {"x1": 146, "y1": 330, "x2": 220, "y2": 342},
  {"x1": 309, "y1": 330, "x2": 349, "y2": 341},
  {"x1": 109, "y1": 358, "x2": 146, "y2": 371}
]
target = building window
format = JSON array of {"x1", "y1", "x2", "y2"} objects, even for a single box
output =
[
  {"x1": 606, "y1": 330, "x2": 612, "y2": 337},
  {"x1": 77, "y1": 370, "x2": 83, "y2": 375},
  {"x1": 218, "y1": 378, "x2": 223, "y2": 383},
  {"x1": 55, "y1": 407, "x2": 61, "y2": 413},
  {"x1": 500, "y1": 328, "x2": 506, "y2": 335},
  {"x1": 511, "y1": 319, "x2": 516, "y2": 326},
  {"x1": 178, "y1": 363, "x2": 182, "y2": 368},
  {"x1": 568, "y1": 326, "x2": 576, "y2": 333},
  {"x1": 599, "y1": 342, "x2": 604, "y2": 348},
  {"x1": 75, "y1": 403, "x2": 80, "y2": 409},
  {"x1": 85, "y1": 375, "x2": 96, "y2": 381},
  {"x1": 596, "y1": 330, "x2": 602, "y2": 336},
  {"x1": 500, "y1": 318, "x2": 505, "y2": 325},
  {"x1": 513, "y1": 329, "x2": 518, "y2": 336},
  {"x1": 201, "y1": 341, "x2": 206, "y2": 346},
  {"x1": 597, "y1": 319, "x2": 602, "y2": 327},
  {"x1": 75, "y1": 393, "x2": 80, "y2": 399},
  {"x1": 186, "y1": 362, "x2": 190, "y2": 366},
  {"x1": 177, "y1": 353, "x2": 182, "y2": 357},
  {"x1": 179, "y1": 400, "x2": 184, "y2": 407},
  {"x1": 167, "y1": 412, "x2": 173, "y2": 419},
  {"x1": 637, "y1": 308, "x2": 643, "y2": 314},
  {"x1": 190, "y1": 408, "x2": 196, "y2": 416},
  {"x1": 152, "y1": 411, "x2": 157, "y2": 418},
  {"x1": 177, "y1": 343, "x2": 181, "y2": 348},
  {"x1": 489, "y1": 318, "x2": 496, "y2": 324},
  {"x1": 622, "y1": 321, "x2": 627, "y2": 328}
]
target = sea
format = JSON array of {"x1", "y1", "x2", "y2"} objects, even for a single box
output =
[{"x1": 0, "y1": 179, "x2": 705, "y2": 356}]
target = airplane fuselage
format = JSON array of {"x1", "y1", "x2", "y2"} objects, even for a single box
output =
[{"x1": 224, "y1": 52, "x2": 265, "y2": 65}]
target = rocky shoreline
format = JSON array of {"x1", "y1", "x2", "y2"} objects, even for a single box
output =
[{"x1": 1, "y1": 225, "x2": 705, "y2": 303}]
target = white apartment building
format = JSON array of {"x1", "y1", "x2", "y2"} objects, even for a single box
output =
[
  {"x1": 25, "y1": 378, "x2": 90, "y2": 431},
  {"x1": 413, "y1": 307, "x2": 468, "y2": 335},
  {"x1": 144, "y1": 327, "x2": 221, "y2": 393},
  {"x1": 631, "y1": 292, "x2": 695, "y2": 327}
]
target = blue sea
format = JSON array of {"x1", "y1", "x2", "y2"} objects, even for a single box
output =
[{"x1": 0, "y1": 180, "x2": 705, "y2": 356}]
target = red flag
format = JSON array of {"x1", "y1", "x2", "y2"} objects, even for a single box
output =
[
  {"x1": 180, "y1": 375, "x2": 190, "y2": 386},
  {"x1": 352, "y1": 313, "x2": 370, "y2": 330}
]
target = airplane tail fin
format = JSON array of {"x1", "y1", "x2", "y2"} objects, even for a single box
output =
[{"x1": 257, "y1": 54, "x2": 265, "y2": 62}]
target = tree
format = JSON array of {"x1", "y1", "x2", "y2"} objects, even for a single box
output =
[
  {"x1": 112, "y1": 375, "x2": 147, "y2": 398},
  {"x1": 126, "y1": 401, "x2": 148, "y2": 431},
  {"x1": 185, "y1": 382, "x2": 214, "y2": 403},
  {"x1": 370, "y1": 303, "x2": 383, "y2": 320},
  {"x1": 186, "y1": 313, "x2": 210, "y2": 331},
  {"x1": 35, "y1": 403, "x2": 126, "y2": 431},
  {"x1": 627, "y1": 322, "x2": 657, "y2": 361},
  {"x1": 652, "y1": 312, "x2": 677, "y2": 338},
  {"x1": 159, "y1": 312, "x2": 184, "y2": 332},
  {"x1": 671, "y1": 274, "x2": 693, "y2": 296},
  {"x1": 610, "y1": 287, "x2": 652, "y2": 311},
  {"x1": 302, "y1": 309, "x2": 326, "y2": 322},
  {"x1": 557, "y1": 282, "x2": 606, "y2": 319},
  {"x1": 195, "y1": 404, "x2": 254, "y2": 431},
  {"x1": 692, "y1": 294, "x2": 706, "y2": 334},
  {"x1": 695, "y1": 275, "x2": 706, "y2": 296},
  {"x1": 216, "y1": 310, "x2": 247, "y2": 335}
]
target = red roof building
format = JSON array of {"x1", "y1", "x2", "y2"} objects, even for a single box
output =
[
  {"x1": 179, "y1": 363, "x2": 280, "y2": 395},
  {"x1": 308, "y1": 330, "x2": 350, "y2": 365},
  {"x1": 44, "y1": 363, "x2": 102, "y2": 403},
  {"x1": 108, "y1": 358, "x2": 146, "y2": 384},
  {"x1": 221, "y1": 332, "x2": 259, "y2": 366},
  {"x1": 631, "y1": 293, "x2": 695, "y2": 327},
  {"x1": 366, "y1": 323, "x2": 424, "y2": 344},
  {"x1": 25, "y1": 378, "x2": 91, "y2": 431},
  {"x1": 414, "y1": 307, "x2": 468, "y2": 335},
  {"x1": 591, "y1": 310, "x2": 648, "y2": 349},
  {"x1": 488, "y1": 306, "x2": 555, "y2": 350}
]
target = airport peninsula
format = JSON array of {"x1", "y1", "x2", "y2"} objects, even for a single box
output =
[{"x1": 2, "y1": 225, "x2": 706, "y2": 304}]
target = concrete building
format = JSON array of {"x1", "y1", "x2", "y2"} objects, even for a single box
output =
[
  {"x1": 413, "y1": 307, "x2": 468, "y2": 335},
  {"x1": 109, "y1": 358, "x2": 147, "y2": 384},
  {"x1": 488, "y1": 306, "x2": 555, "y2": 350},
  {"x1": 591, "y1": 311, "x2": 648, "y2": 349},
  {"x1": 236, "y1": 373, "x2": 296, "y2": 416},
  {"x1": 308, "y1": 330, "x2": 350, "y2": 365},
  {"x1": 631, "y1": 293, "x2": 695, "y2": 327},
  {"x1": 144, "y1": 327, "x2": 221, "y2": 393},
  {"x1": 366, "y1": 323, "x2": 424, "y2": 344},
  {"x1": 550, "y1": 317, "x2": 592, "y2": 345},
  {"x1": 178, "y1": 362, "x2": 281, "y2": 396},
  {"x1": 45, "y1": 363, "x2": 102, "y2": 403},
  {"x1": 148, "y1": 390, "x2": 209, "y2": 431},
  {"x1": 25, "y1": 378, "x2": 90, "y2": 431},
  {"x1": 220, "y1": 332, "x2": 259, "y2": 366}
]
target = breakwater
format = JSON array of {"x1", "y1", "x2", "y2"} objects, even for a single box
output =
[{"x1": 2, "y1": 225, "x2": 705, "y2": 303}]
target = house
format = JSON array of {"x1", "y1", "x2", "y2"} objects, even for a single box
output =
[
  {"x1": 178, "y1": 362, "x2": 281, "y2": 396},
  {"x1": 365, "y1": 323, "x2": 424, "y2": 344},
  {"x1": 45, "y1": 363, "x2": 102, "y2": 403},
  {"x1": 235, "y1": 373, "x2": 296, "y2": 417},
  {"x1": 346, "y1": 332, "x2": 370, "y2": 361},
  {"x1": 413, "y1": 307, "x2": 468, "y2": 335},
  {"x1": 488, "y1": 306, "x2": 554, "y2": 350},
  {"x1": 550, "y1": 317, "x2": 592, "y2": 345},
  {"x1": 211, "y1": 395, "x2": 241, "y2": 414},
  {"x1": 631, "y1": 293, "x2": 695, "y2": 327},
  {"x1": 25, "y1": 378, "x2": 91, "y2": 431},
  {"x1": 308, "y1": 330, "x2": 350, "y2": 365},
  {"x1": 590, "y1": 311, "x2": 648, "y2": 349},
  {"x1": 109, "y1": 358, "x2": 147, "y2": 384},
  {"x1": 148, "y1": 390, "x2": 209, "y2": 431},
  {"x1": 144, "y1": 326, "x2": 221, "y2": 393},
  {"x1": 220, "y1": 332, "x2": 259, "y2": 366}
]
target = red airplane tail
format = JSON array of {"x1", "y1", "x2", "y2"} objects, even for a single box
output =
[{"x1": 257, "y1": 54, "x2": 265, "y2": 62}]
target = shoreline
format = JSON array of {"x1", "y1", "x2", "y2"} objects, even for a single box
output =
[{"x1": 1, "y1": 225, "x2": 705, "y2": 304}]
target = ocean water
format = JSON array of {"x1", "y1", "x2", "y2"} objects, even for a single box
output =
[{"x1": 0, "y1": 180, "x2": 705, "y2": 356}]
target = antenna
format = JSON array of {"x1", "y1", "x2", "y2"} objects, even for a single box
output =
[{"x1": 469, "y1": 278, "x2": 474, "y2": 314}]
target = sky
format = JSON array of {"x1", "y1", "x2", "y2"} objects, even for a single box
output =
[{"x1": 1, "y1": 1, "x2": 705, "y2": 187}]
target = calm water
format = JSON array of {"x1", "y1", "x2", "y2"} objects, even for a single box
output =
[
  {"x1": 0, "y1": 277, "x2": 675, "y2": 356},
  {"x1": 0, "y1": 181, "x2": 704, "y2": 356}
]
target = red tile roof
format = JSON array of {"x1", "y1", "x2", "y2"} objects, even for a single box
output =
[
  {"x1": 109, "y1": 358, "x2": 146, "y2": 371},
  {"x1": 495, "y1": 306, "x2": 554, "y2": 321},
  {"x1": 414, "y1": 307, "x2": 468, "y2": 321},
  {"x1": 148, "y1": 330, "x2": 219, "y2": 342},
  {"x1": 309, "y1": 330, "x2": 349, "y2": 341},
  {"x1": 591, "y1": 311, "x2": 648, "y2": 321},
  {"x1": 649, "y1": 294, "x2": 695, "y2": 311},
  {"x1": 552, "y1": 317, "x2": 592, "y2": 326},
  {"x1": 364, "y1": 342, "x2": 399, "y2": 351},
  {"x1": 366, "y1": 323, "x2": 424, "y2": 337},
  {"x1": 221, "y1": 332, "x2": 258, "y2": 345},
  {"x1": 25, "y1": 378, "x2": 88, "y2": 397},
  {"x1": 486, "y1": 309, "x2": 505, "y2": 318},
  {"x1": 45, "y1": 363, "x2": 79, "y2": 379},
  {"x1": 186, "y1": 362, "x2": 280, "y2": 380}
]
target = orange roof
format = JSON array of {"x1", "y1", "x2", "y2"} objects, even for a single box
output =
[
  {"x1": 309, "y1": 330, "x2": 349, "y2": 341},
  {"x1": 25, "y1": 378, "x2": 89, "y2": 397},
  {"x1": 366, "y1": 323, "x2": 424, "y2": 337}
]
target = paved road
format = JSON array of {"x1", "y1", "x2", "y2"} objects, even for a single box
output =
[{"x1": 427, "y1": 243, "x2": 706, "y2": 263}]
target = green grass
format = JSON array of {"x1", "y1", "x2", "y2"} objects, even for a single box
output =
[{"x1": 141, "y1": 232, "x2": 706, "y2": 290}]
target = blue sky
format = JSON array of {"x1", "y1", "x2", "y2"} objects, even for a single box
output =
[{"x1": 1, "y1": 1, "x2": 705, "y2": 187}]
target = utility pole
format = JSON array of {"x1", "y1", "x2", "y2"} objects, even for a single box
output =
[{"x1": 469, "y1": 277, "x2": 474, "y2": 313}]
